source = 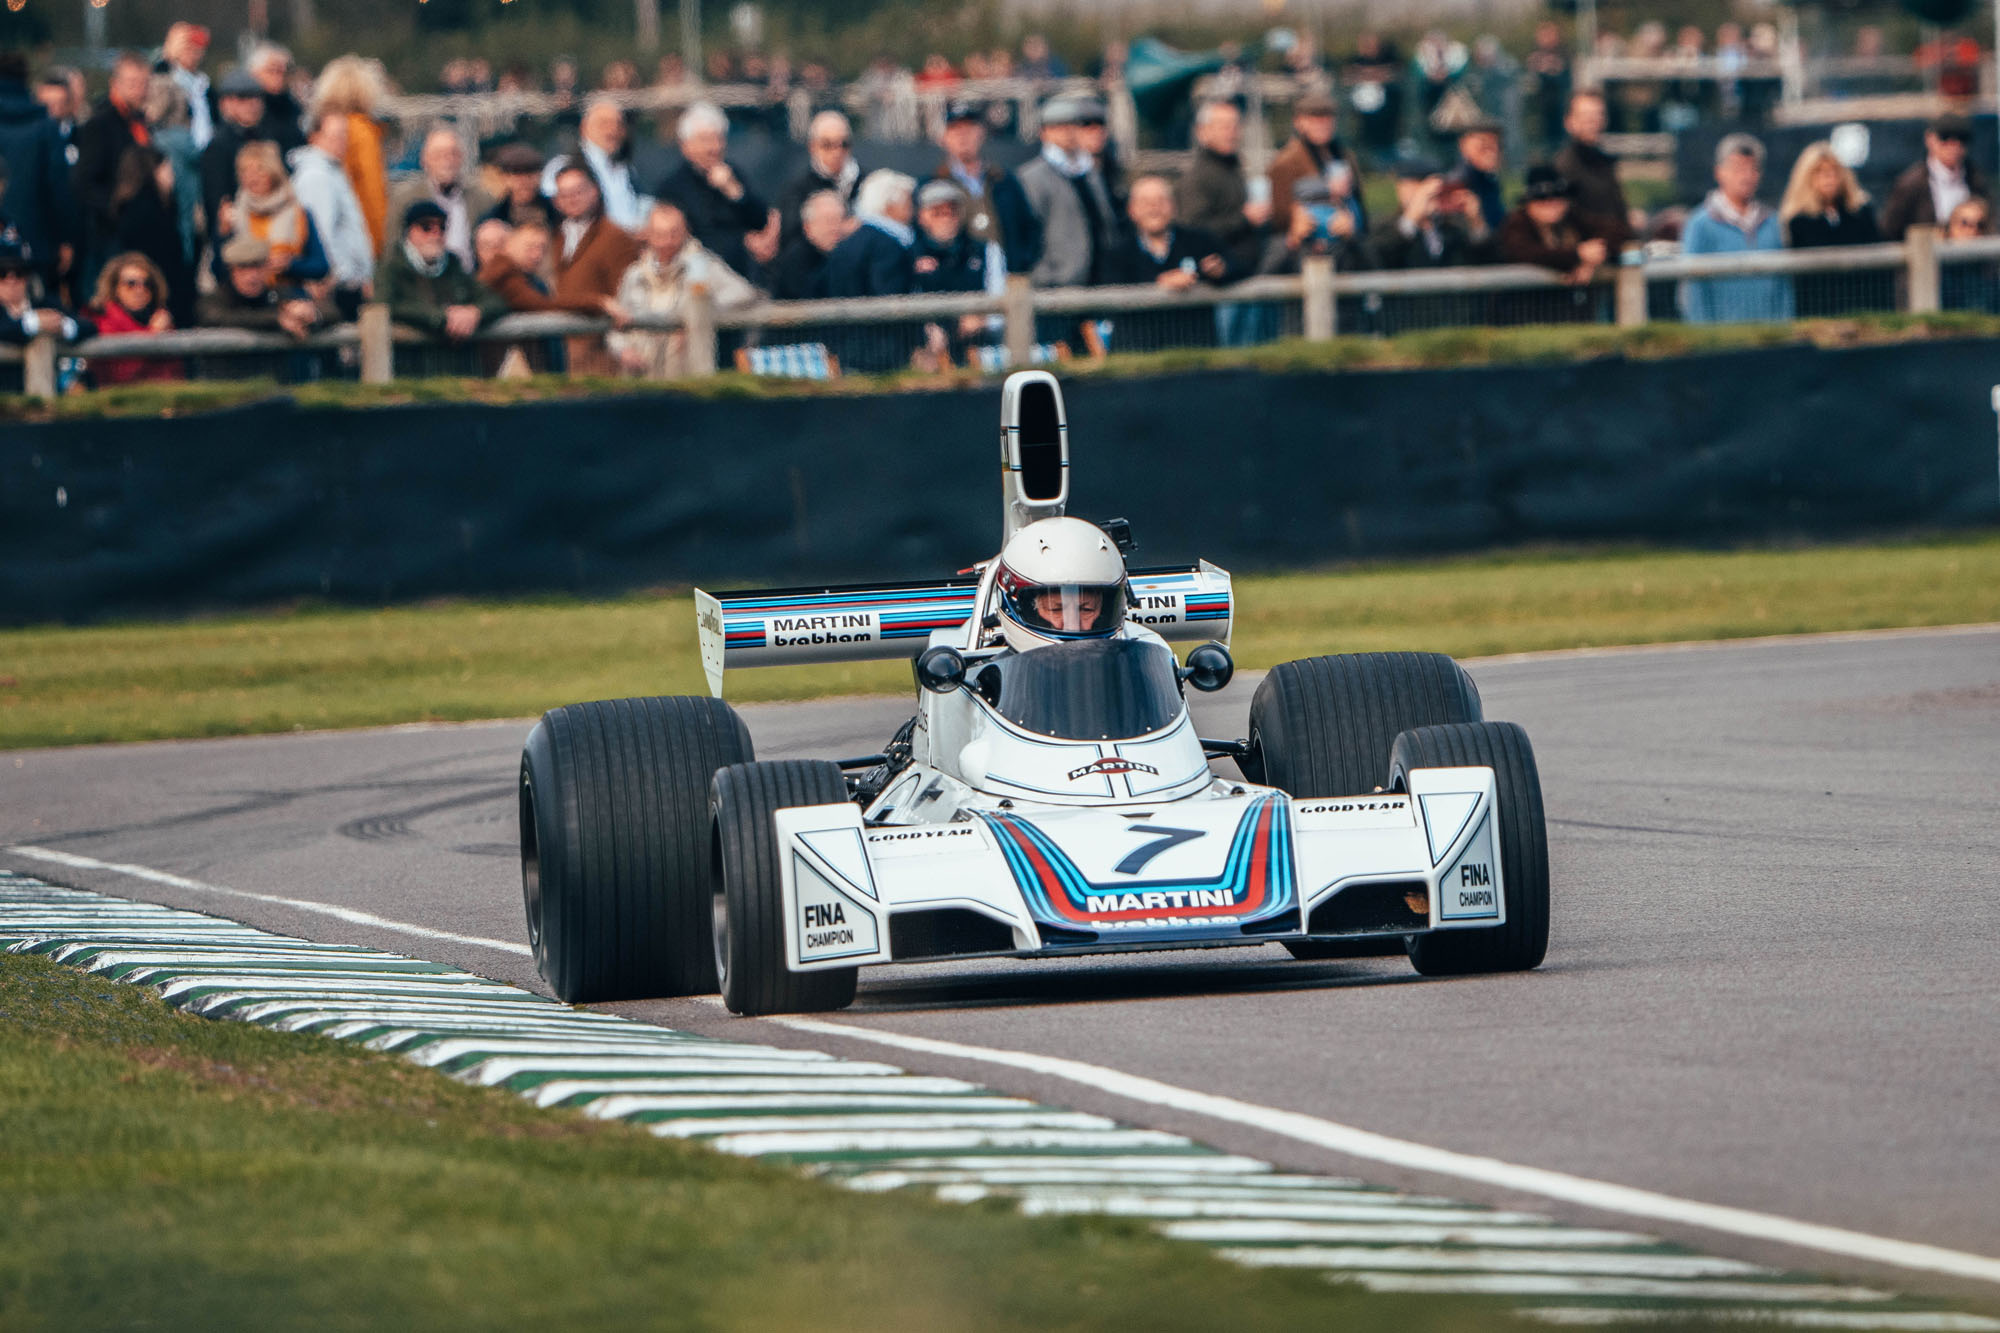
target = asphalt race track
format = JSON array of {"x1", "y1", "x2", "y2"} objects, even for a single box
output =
[{"x1": 6, "y1": 625, "x2": 1998, "y2": 1302}]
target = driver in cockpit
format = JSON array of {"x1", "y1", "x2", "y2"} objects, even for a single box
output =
[{"x1": 990, "y1": 516, "x2": 1131, "y2": 652}]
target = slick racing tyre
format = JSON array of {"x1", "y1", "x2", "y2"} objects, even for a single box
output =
[
  {"x1": 1247, "y1": 654, "x2": 1483, "y2": 964},
  {"x1": 1395, "y1": 722, "x2": 1550, "y2": 976},
  {"x1": 712, "y1": 760, "x2": 858, "y2": 1016},
  {"x1": 520, "y1": 696, "x2": 752, "y2": 1004},
  {"x1": 1245, "y1": 652, "x2": 1482, "y2": 799}
]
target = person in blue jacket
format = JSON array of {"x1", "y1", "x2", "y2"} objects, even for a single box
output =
[
  {"x1": 821, "y1": 168, "x2": 917, "y2": 298},
  {"x1": 1679, "y1": 133, "x2": 1793, "y2": 324}
]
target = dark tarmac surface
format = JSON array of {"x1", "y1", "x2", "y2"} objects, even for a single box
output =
[{"x1": 6, "y1": 626, "x2": 1998, "y2": 1296}]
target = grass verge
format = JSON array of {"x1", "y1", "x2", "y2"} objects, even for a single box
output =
[
  {"x1": 0, "y1": 949, "x2": 1526, "y2": 1333},
  {"x1": 5, "y1": 312, "x2": 1999, "y2": 421},
  {"x1": 3, "y1": 533, "x2": 1997, "y2": 750}
]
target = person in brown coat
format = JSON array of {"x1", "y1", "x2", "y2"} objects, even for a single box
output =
[
  {"x1": 1496, "y1": 164, "x2": 1618, "y2": 324},
  {"x1": 1880, "y1": 113, "x2": 1989, "y2": 240},
  {"x1": 548, "y1": 162, "x2": 639, "y2": 377},
  {"x1": 1266, "y1": 90, "x2": 1368, "y2": 237}
]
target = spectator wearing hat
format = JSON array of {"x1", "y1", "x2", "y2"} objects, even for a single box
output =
[
  {"x1": 609, "y1": 200, "x2": 757, "y2": 379},
  {"x1": 1012, "y1": 95, "x2": 1119, "y2": 288},
  {"x1": 654, "y1": 102, "x2": 778, "y2": 278},
  {"x1": 1881, "y1": 113, "x2": 1988, "y2": 241},
  {"x1": 1552, "y1": 91, "x2": 1635, "y2": 252},
  {"x1": 311, "y1": 56, "x2": 391, "y2": 254},
  {"x1": 1105, "y1": 174, "x2": 1228, "y2": 350},
  {"x1": 290, "y1": 112, "x2": 373, "y2": 319},
  {"x1": 0, "y1": 237, "x2": 93, "y2": 382},
  {"x1": 0, "y1": 52, "x2": 82, "y2": 296},
  {"x1": 1499, "y1": 165, "x2": 1615, "y2": 279},
  {"x1": 1268, "y1": 90, "x2": 1368, "y2": 242},
  {"x1": 775, "y1": 110, "x2": 861, "y2": 252},
  {"x1": 770, "y1": 188, "x2": 846, "y2": 301},
  {"x1": 547, "y1": 161, "x2": 641, "y2": 377},
  {"x1": 387, "y1": 127, "x2": 493, "y2": 269},
  {"x1": 200, "y1": 68, "x2": 271, "y2": 246},
  {"x1": 86, "y1": 250, "x2": 181, "y2": 385},
  {"x1": 541, "y1": 98, "x2": 650, "y2": 234},
  {"x1": 935, "y1": 99, "x2": 1030, "y2": 281},
  {"x1": 1680, "y1": 133, "x2": 1791, "y2": 324},
  {"x1": 197, "y1": 232, "x2": 327, "y2": 337},
  {"x1": 911, "y1": 180, "x2": 985, "y2": 294},
  {"x1": 1367, "y1": 156, "x2": 1493, "y2": 269},
  {"x1": 483, "y1": 142, "x2": 560, "y2": 231},
  {"x1": 375, "y1": 198, "x2": 507, "y2": 344}
]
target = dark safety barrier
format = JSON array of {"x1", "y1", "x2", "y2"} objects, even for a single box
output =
[{"x1": 4, "y1": 338, "x2": 1998, "y2": 626}]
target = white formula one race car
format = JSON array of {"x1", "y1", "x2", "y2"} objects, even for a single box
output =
[{"x1": 519, "y1": 372, "x2": 1549, "y2": 1015}]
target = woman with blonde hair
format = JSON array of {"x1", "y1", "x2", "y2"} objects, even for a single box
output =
[
  {"x1": 232, "y1": 140, "x2": 330, "y2": 286},
  {"x1": 1781, "y1": 140, "x2": 1884, "y2": 314},
  {"x1": 313, "y1": 55, "x2": 392, "y2": 253}
]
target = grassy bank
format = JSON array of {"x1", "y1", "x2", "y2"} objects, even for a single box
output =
[
  {"x1": 0, "y1": 950, "x2": 1517, "y2": 1332},
  {"x1": 6, "y1": 312, "x2": 1999, "y2": 422},
  {"x1": 3, "y1": 534, "x2": 1996, "y2": 750}
]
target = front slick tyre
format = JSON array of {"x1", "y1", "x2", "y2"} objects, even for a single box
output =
[
  {"x1": 1396, "y1": 721, "x2": 1550, "y2": 977},
  {"x1": 520, "y1": 696, "x2": 751, "y2": 1004},
  {"x1": 712, "y1": 760, "x2": 858, "y2": 1016}
]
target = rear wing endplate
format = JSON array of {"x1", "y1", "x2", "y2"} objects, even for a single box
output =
[{"x1": 695, "y1": 561, "x2": 1232, "y2": 697}]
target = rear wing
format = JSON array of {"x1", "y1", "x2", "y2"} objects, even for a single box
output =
[{"x1": 695, "y1": 561, "x2": 1232, "y2": 697}]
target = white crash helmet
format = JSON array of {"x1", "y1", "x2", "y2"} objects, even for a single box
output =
[{"x1": 992, "y1": 517, "x2": 1130, "y2": 652}]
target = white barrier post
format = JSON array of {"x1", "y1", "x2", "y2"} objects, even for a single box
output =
[
  {"x1": 1003, "y1": 274, "x2": 1034, "y2": 368},
  {"x1": 1302, "y1": 255, "x2": 1335, "y2": 340}
]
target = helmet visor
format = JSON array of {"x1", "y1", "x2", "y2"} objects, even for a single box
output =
[{"x1": 1003, "y1": 582, "x2": 1127, "y2": 639}]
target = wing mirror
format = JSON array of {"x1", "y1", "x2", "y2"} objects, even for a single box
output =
[
  {"x1": 915, "y1": 645, "x2": 968, "y2": 694},
  {"x1": 1180, "y1": 642, "x2": 1234, "y2": 693}
]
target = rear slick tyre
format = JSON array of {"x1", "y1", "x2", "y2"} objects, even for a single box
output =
[
  {"x1": 1395, "y1": 721, "x2": 1550, "y2": 977},
  {"x1": 519, "y1": 695, "x2": 752, "y2": 1004},
  {"x1": 712, "y1": 759, "x2": 858, "y2": 1016}
]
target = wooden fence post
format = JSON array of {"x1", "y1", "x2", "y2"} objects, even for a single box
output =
[
  {"x1": 358, "y1": 303, "x2": 393, "y2": 384},
  {"x1": 1003, "y1": 274, "x2": 1034, "y2": 367},
  {"x1": 1905, "y1": 225, "x2": 1940, "y2": 313},
  {"x1": 24, "y1": 330, "x2": 58, "y2": 398},
  {"x1": 685, "y1": 285, "x2": 717, "y2": 376},
  {"x1": 1615, "y1": 254, "x2": 1648, "y2": 328},
  {"x1": 1302, "y1": 255, "x2": 1336, "y2": 340}
]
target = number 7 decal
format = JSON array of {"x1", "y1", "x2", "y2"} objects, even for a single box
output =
[{"x1": 1115, "y1": 825, "x2": 1205, "y2": 875}]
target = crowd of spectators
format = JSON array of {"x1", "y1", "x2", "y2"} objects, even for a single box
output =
[{"x1": 0, "y1": 21, "x2": 1995, "y2": 388}]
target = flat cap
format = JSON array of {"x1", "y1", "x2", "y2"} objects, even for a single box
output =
[
  {"x1": 217, "y1": 67, "x2": 262, "y2": 97},
  {"x1": 916, "y1": 179, "x2": 964, "y2": 209},
  {"x1": 944, "y1": 99, "x2": 983, "y2": 124},
  {"x1": 491, "y1": 142, "x2": 546, "y2": 173},
  {"x1": 1394, "y1": 155, "x2": 1444, "y2": 180},
  {"x1": 402, "y1": 199, "x2": 448, "y2": 229},
  {"x1": 220, "y1": 233, "x2": 271, "y2": 267},
  {"x1": 1930, "y1": 112, "x2": 1974, "y2": 140},
  {"x1": 1295, "y1": 89, "x2": 1336, "y2": 117}
]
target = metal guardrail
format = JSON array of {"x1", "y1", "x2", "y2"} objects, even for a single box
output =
[{"x1": 9, "y1": 227, "x2": 1989, "y2": 394}]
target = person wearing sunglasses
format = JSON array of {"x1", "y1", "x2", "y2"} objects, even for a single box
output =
[
  {"x1": 775, "y1": 110, "x2": 860, "y2": 252},
  {"x1": 1882, "y1": 112, "x2": 1990, "y2": 240},
  {"x1": 84, "y1": 250, "x2": 180, "y2": 385},
  {"x1": 373, "y1": 199, "x2": 507, "y2": 346}
]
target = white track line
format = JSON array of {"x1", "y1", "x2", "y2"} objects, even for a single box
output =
[
  {"x1": 5, "y1": 846, "x2": 533, "y2": 957},
  {"x1": 769, "y1": 1017, "x2": 2000, "y2": 1287}
]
